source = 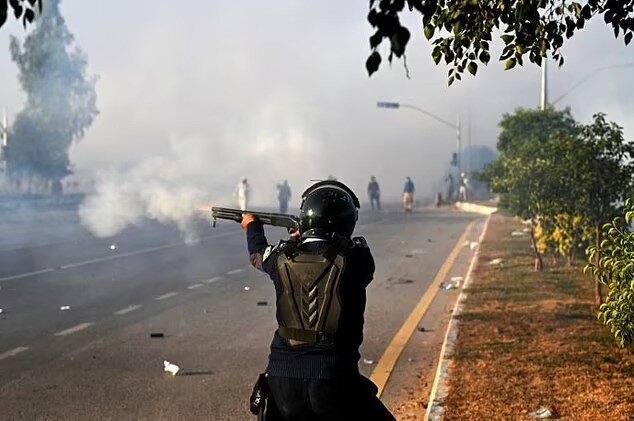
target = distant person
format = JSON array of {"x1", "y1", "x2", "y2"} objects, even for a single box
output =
[
  {"x1": 403, "y1": 176, "x2": 415, "y2": 212},
  {"x1": 446, "y1": 173, "x2": 455, "y2": 203},
  {"x1": 235, "y1": 177, "x2": 251, "y2": 211},
  {"x1": 277, "y1": 180, "x2": 291, "y2": 214},
  {"x1": 51, "y1": 179, "x2": 63, "y2": 205},
  {"x1": 435, "y1": 192, "x2": 443, "y2": 207},
  {"x1": 458, "y1": 172, "x2": 468, "y2": 202},
  {"x1": 367, "y1": 176, "x2": 381, "y2": 210}
]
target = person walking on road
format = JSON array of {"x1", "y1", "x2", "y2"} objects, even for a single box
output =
[
  {"x1": 241, "y1": 180, "x2": 395, "y2": 421},
  {"x1": 276, "y1": 180, "x2": 291, "y2": 214},
  {"x1": 403, "y1": 176, "x2": 415, "y2": 212},
  {"x1": 235, "y1": 177, "x2": 251, "y2": 211},
  {"x1": 367, "y1": 176, "x2": 381, "y2": 211}
]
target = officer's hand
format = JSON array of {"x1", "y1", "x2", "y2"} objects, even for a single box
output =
[
  {"x1": 241, "y1": 213, "x2": 257, "y2": 231},
  {"x1": 289, "y1": 228, "x2": 301, "y2": 241}
]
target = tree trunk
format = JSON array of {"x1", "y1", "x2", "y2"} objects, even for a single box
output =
[
  {"x1": 529, "y1": 221, "x2": 543, "y2": 272},
  {"x1": 595, "y1": 225, "x2": 603, "y2": 307}
]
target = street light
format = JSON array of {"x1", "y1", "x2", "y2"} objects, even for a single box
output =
[{"x1": 376, "y1": 101, "x2": 462, "y2": 174}]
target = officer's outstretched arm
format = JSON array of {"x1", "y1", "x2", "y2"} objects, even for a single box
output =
[{"x1": 242, "y1": 214, "x2": 273, "y2": 273}]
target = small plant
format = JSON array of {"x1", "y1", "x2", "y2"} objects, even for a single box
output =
[{"x1": 585, "y1": 200, "x2": 634, "y2": 347}]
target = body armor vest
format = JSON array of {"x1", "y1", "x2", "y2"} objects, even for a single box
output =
[{"x1": 276, "y1": 244, "x2": 347, "y2": 347}]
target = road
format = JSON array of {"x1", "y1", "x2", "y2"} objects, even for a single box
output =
[{"x1": 0, "y1": 206, "x2": 483, "y2": 420}]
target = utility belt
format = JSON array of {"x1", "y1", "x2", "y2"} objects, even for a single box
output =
[{"x1": 277, "y1": 326, "x2": 335, "y2": 346}]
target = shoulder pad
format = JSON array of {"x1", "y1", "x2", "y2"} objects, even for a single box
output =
[{"x1": 352, "y1": 237, "x2": 369, "y2": 249}]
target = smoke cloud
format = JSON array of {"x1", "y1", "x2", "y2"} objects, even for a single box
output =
[{"x1": 78, "y1": 135, "x2": 222, "y2": 240}]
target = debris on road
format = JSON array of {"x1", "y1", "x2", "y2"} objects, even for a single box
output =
[
  {"x1": 440, "y1": 277, "x2": 462, "y2": 290},
  {"x1": 363, "y1": 358, "x2": 374, "y2": 365},
  {"x1": 511, "y1": 231, "x2": 528, "y2": 237},
  {"x1": 59, "y1": 306, "x2": 70, "y2": 311},
  {"x1": 488, "y1": 258, "x2": 504, "y2": 265},
  {"x1": 150, "y1": 333, "x2": 164, "y2": 338},
  {"x1": 257, "y1": 301, "x2": 268, "y2": 306},
  {"x1": 417, "y1": 326, "x2": 426, "y2": 332},
  {"x1": 405, "y1": 253, "x2": 413, "y2": 258},
  {"x1": 450, "y1": 276, "x2": 463, "y2": 282},
  {"x1": 243, "y1": 286, "x2": 251, "y2": 291},
  {"x1": 387, "y1": 277, "x2": 415, "y2": 285},
  {"x1": 109, "y1": 244, "x2": 117, "y2": 250},
  {"x1": 530, "y1": 406, "x2": 560, "y2": 419},
  {"x1": 164, "y1": 360, "x2": 180, "y2": 376},
  {"x1": 469, "y1": 241, "x2": 479, "y2": 251}
]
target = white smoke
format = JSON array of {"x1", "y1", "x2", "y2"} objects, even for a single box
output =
[{"x1": 78, "y1": 135, "x2": 221, "y2": 240}]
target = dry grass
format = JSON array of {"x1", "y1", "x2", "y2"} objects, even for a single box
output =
[{"x1": 443, "y1": 214, "x2": 634, "y2": 421}]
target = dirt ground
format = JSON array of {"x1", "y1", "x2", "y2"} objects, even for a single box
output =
[{"x1": 440, "y1": 214, "x2": 634, "y2": 420}]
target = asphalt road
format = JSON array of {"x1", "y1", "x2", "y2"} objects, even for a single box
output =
[{"x1": 0, "y1": 206, "x2": 481, "y2": 420}]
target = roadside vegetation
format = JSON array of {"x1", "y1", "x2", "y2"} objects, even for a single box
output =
[
  {"x1": 483, "y1": 108, "x2": 634, "y2": 347},
  {"x1": 444, "y1": 214, "x2": 633, "y2": 420}
]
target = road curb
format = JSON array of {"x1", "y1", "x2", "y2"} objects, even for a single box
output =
[
  {"x1": 424, "y1": 214, "x2": 492, "y2": 420},
  {"x1": 455, "y1": 201, "x2": 498, "y2": 215}
]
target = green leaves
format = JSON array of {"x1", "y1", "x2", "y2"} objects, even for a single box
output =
[
  {"x1": 592, "y1": 203, "x2": 634, "y2": 347},
  {"x1": 0, "y1": 0, "x2": 40, "y2": 29},
  {"x1": 366, "y1": 51, "x2": 382, "y2": 76},
  {"x1": 366, "y1": 0, "x2": 634, "y2": 85}
]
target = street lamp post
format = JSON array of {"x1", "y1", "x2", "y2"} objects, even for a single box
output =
[{"x1": 376, "y1": 101, "x2": 462, "y2": 175}]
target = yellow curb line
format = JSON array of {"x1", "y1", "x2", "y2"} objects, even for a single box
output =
[{"x1": 370, "y1": 220, "x2": 476, "y2": 398}]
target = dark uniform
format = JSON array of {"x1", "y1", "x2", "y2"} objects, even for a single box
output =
[{"x1": 244, "y1": 181, "x2": 395, "y2": 421}]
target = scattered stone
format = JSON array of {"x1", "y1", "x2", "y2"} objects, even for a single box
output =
[
  {"x1": 163, "y1": 360, "x2": 180, "y2": 376},
  {"x1": 530, "y1": 406, "x2": 559, "y2": 419},
  {"x1": 257, "y1": 301, "x2": 268, "y2": 306},
  {"x1": 59, "y1": 305, "x2": 70, "y2": 311},
  {"x1": 110, "y1": 244, "x2": 117, "y2": 250},
  {"x1": 244, "y1": 286, "x2": 251, "y2": 291},
  {"x1": 150, "y1": 333, "x2": 164, "y2": 338}
]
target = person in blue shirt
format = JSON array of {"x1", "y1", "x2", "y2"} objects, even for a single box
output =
[{"x1": 402, "y1": 176, "x2": 415, "y2": 212}]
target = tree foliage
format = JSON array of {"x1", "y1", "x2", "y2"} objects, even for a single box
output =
[
  {"x1": 367, "y1": 0, "x2": 634, "y2": 83},
  {"x1": 586, "y1": 201, "x2": 634, "y2": 347},
  {"x1": 0, "y1": 0, "x2": 40, "y2": 28},
  {"x1": 5, "y1": 0, "x2": 98, "y2": 184}
]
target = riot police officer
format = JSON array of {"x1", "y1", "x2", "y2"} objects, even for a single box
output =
[{"x1": 241, "y1": 180, "x2": 395, "y2": 420}]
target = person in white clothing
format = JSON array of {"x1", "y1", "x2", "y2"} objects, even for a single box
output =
[{"x1": 235, "y1": 177, "x2": 251, "y2": 210}]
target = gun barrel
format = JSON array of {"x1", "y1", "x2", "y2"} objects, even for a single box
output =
[{"x1": 211, "y1": 207, "x2": 299, "y2": 231}]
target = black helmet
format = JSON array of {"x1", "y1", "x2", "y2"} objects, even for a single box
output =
[{"x1": 299, "y1": 180, "x2": 360, "y2": 238}]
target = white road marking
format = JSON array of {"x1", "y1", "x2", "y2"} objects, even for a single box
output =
[
  {"x1": 227, "y1": 268, "x2": 244, "y2": 275},
  {"x1": 114, "y1": 304, "x2": 142, "y2": 315},
  {"x1": 0, "y1": 231, "x2": 237, "y2": 284},
  {"x1": 54, "y1": 322, "x2": 94, "y2": 337},
  {"x1": 0, "y1": 346, "x2": 29, "y2": 361},
  {"x1": 0, "y1": 268, "x2": 55, "y2": 282},
  {"x1": 205, "y1": 276, "x2": 222, "y2": 284},
  {"x1": 187, "y1": 283, "x2": 203, "y2": 290},
  {"x1": 155, "y1": 292, "x2": 178, "y2": 301}
]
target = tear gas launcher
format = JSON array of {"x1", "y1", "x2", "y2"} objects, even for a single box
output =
[{"x1": 211, "y1": 207, "x2": 300, "y2": 233}]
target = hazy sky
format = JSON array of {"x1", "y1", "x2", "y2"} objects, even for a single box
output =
[{"x1": 1, "y1": 0, "x2": 633, "y2": 206}]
